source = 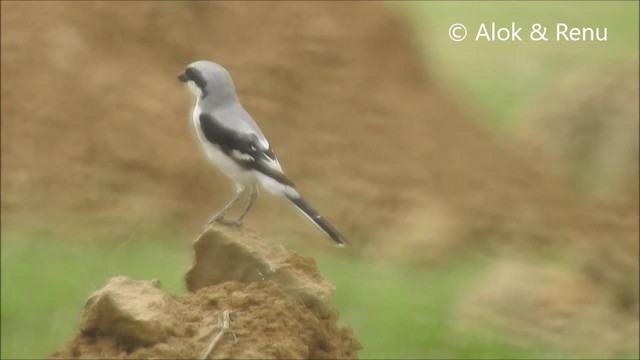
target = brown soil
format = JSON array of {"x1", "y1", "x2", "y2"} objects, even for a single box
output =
[
  {"x1": 452, "y1": 59, "x2": 640, "y2": 354},
  {"x1": 513, "y1": 59, "x2": 639, "y2": 201},
  {"x1": 455, "y1": 260, "x2": 639, "y2": 357},
  {"x1": 513, "y1": 59, "x2": 640, "y2": 309},
  {"x1": 50, "y1": 225, "x2": 360, "y2": 359},
  {"x1": 185, "y1": 224, "x2": 336, "y2": 312}
]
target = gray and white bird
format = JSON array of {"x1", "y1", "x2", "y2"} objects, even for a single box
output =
[{"x1": 178, "y1": 60, "x2": 347, "y2": 246}]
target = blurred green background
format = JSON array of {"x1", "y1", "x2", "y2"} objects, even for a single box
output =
[
  {"x1": 402, "y1": 1, "x2": 639, "y2": 126},
  {"x1": 1, "y1": 1, "x2": 638, "y2": 359}
]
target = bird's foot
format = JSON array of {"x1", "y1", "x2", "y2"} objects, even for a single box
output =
[
  {"x1": 206, "y1": 213, "x2": 223, "y2": 226},
  {"x1": 216, "y1": 217, "x2": 243, "y2": 227},
  {"x1": 203, "y1": 217, "x2": 241, "y2": 231}
]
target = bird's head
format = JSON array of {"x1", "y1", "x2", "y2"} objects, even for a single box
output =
[{"x1": 177, "y1": 60, "x2": 237, "y2": 103}]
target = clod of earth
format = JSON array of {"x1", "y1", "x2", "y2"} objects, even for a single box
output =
[
  {"x1": 185, "y1": 224, "x2": 336, "y2": 313},
  {"x1": 50, "y1": 224, "x2": 360, "y2": 359}
]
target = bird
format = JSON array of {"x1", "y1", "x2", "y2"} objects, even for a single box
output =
[{"x1": 177, "y1": 60, "x2": 347, "y2": 246}]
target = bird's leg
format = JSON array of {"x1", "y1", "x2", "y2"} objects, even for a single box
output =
[
  {"x1": 206, "y1": 185, "x2": 246, "y2": 226},
  {"x1": 232, "y1": 184, "x2": 258, "y2": 225}
]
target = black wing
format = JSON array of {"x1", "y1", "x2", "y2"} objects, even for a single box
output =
[{"x1": 199, "y1": 113, "x2": 294, "y2": 187}]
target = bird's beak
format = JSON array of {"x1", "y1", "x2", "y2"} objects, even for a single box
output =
[{"x1": 177, "y1": 72, "x2": 189, "y2": 83}]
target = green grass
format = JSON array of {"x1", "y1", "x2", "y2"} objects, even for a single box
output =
[
  {"x1": 1, "y1": 231, "x2": 190, "y2": 359},
  {"x1": 1, "y1": 232, "x2": 609, "y2": 360},
  {"x1": 318, "y1": 255, "x2": 483, "y2": 358},
  {"x1": 399, "y1": 1, "x2": 639, "y2": 127},
  {"x1": 317, "y1": 255, "x2": 584, "y2": 359}
]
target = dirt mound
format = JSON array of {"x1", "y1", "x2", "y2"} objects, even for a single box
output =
[
  {"x1": 51, "y1": 279, "x2": 355, "y2": 359},
  {"x1": 185, "y1": 224, "x2": 336, "y2": 312},
  {"x1": 513, "y1": 58, "x2": 639, "y2": 200},
  {"x1": 50, "y1": 225, "x2": 360, "y2": 359},
  {"x1": 512, "y1": 59, "x2": 640, "y2": 310},
  {"x1": 455, "y1": 260, "x2": 639, "y2": 357}
]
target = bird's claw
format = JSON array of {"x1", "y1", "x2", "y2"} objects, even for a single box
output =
[
  {"x1": 215, "y1": 217, "x2": 243, "y2": 227},
  {"x1": 206, "y1": 216, "x2": 222, "y2": 226}
]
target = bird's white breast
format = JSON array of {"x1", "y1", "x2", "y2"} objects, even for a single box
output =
[{"x1": 191, "y1": 100, "x2": 254, "y2": 185}]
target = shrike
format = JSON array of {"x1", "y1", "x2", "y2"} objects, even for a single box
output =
[{"x1": 178, "y1": 60, "x2": 347, "y2": 246}]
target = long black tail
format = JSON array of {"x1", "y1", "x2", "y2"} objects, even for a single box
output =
[{"x1": 285, "y1": 193, "x2": 348, "y2": 246}]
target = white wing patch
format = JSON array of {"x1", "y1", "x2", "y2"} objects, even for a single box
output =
[
  {"x1": 230, "y1": 149, "x2": 255, "y2": 162},
  {"x1": 258, "y1": 136, "x2": 270, "y2": 149},
  {"x1": 262, "y1": 147, "x2": 283, "y2": 172}
]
